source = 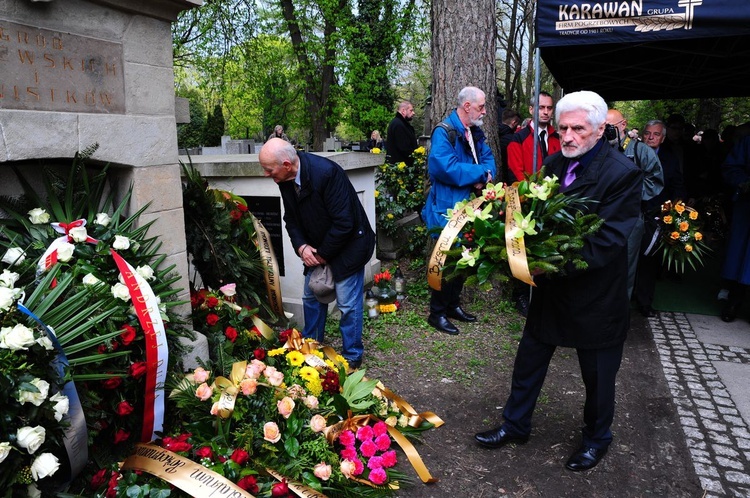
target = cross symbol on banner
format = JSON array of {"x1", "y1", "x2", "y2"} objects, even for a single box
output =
[{"x1": 678, "y1": 0, "x2": 703, "y2": 29}]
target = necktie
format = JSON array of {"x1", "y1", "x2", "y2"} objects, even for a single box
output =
[
  {"x1": 294, "y1": 182, "x2": 301, "y2": 197},
  {"x1": 561, "y1": 160, "x2": 579, "y2": 190},
  {"x1": 539, "y1": 130, "x2": 548, "y2": 158}
]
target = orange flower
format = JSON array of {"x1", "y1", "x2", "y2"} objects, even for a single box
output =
[
  {"x1": 695, "y1": 232, "x2": 703, "y2": 241},
  {"x1": 684, "y1": 244, "x2": 693, "y2": 252},
  {"x1": 689, "y1": 210, "x2": 698, "y2": 220},
  {"x1": 679, "y1": 221, "x2": 689, "y2": 232},
  {"x1": 670, "y1": 231, "x2": 680, "y2": 240},
  {"x1": 663, "y1": 215, "x2": 673, "y2": 224},
  {"x1": 674, "y1": 202, "x2": 685, "y2": 214}
]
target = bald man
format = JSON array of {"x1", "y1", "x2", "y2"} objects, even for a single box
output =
[{"x1": 259, "y1": 138, "x2": 375, "y2": 368}]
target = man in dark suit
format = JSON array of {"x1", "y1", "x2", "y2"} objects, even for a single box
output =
[
  {"x1": 385, "y1": 101, "x2": 417, "y2": 166},
  {"x1": 474, "y1": 91, "x2": 642, "y2": 472},
  {"x1": 259, "y1": 138, "x2": 375, "y2": 369}
]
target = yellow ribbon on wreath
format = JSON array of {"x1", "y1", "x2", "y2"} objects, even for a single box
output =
[{"x1": 212, "y1": 361, "x2": 247, "y2": 419}]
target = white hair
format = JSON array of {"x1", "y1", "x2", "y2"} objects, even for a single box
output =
[
  {"x1": 457, "y1": 86, "x2": 485, "y2": 107},
  {"x1": 555, "y1": 91, "x2": 608, "y2": 128}
]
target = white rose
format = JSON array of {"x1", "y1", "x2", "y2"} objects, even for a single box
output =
[
  {"x1": 0, "y1": 323, "x2": 36, "y2": 350},
  {"x1": 111, "y1": 282, "x2": 131, "y2": 301},
  {"x1": 30, "y1": 452, "x2": 60, "y2": 480},
  {"x1": 0, "y1": 269, "x2": 20, "y2": 288},
  {"x1": 16, "y1": 426, "x2": 46, "y2": 454},
  {"x1": 0, "y1": 287, "x2": 17, "y2": 312},
  {"x1": 112, "y1": 235, "x2": 130, "y2": 250},
  {"x1": 27, "y1": 208, "x2": 50, "y2": 225},
  {"x1": 68, "y1": 226, "x2": 89, "y2": 243},
  {"x1": 49, "y1": 392, "x2": 70, "y2": 422},
  {"x1": 136, "y1": 265, "x2": 155, "y2": 281},
  {"x1": 0, "y1": 442, "x2": 11, "y2": 463},
  {"x1": 27, "y1": 484, "x2": 42, "y2": 498},
  {"x1": 2, "y1": 247, "x2": 26, "y2": 266},
  {"x1": 56, "y1": 242, "x2": 75, "y2": 263},
  {"x1": 18, "y1": 378, "x2": 50, "y2": 406},
  {"x1": 82, "y1": 273, "x2": 101, "y2": 286},
  {"x1": 95, "y1": 212, "x2": 111, "y2": 226},
  {"x1": 36, "y1": 335, "x2": 54, "y2": 350}
]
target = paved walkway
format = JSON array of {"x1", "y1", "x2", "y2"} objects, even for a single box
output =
[{"x1": 649, "y1": 311, "x2": 750, "y2": 497}]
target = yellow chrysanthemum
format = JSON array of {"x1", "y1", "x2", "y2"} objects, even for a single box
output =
[
  {"x1": 684, "y1": 244, "x2": 693, "y2": 252},
  {"x1": 286, "y1": 350, "x2": 305, "y2": 367},
  {"x1": 370, "y1": 147, "x2": 381, "y2": 154},
  {"x1": 325, "y1": 359, "x2": 337, "y2": 370},
  {"x1": 663, "y1": 215, "x2": 673, "y2": 224},
  {"x1": 695, "y1": 232, "x2": 703, "y2": 241},
  {"x1": 299, "y1": 366, "x2": 319, "y2": 382},
  {"x1": 312, "y1": 350, "x2": 324, "y2": 359},
  {"x1": 679, "y1": 221, "x2": 689, "y2": 232},
  {"x1": 397, "y1": 162, "x2": 406, "y2": 171},
  {"x1": 379, "y1": 304, "x2": 397, "y2": 313},
  {"x1": 670, "y1": 231, "x2": 680, "y2": 240},
  {"x1": 268, "y1": 347, "x2": 286, "y2": 357},
  {"x1": 306, "y1": 377, "x2": 323, "y2": 397},
  {"x1": 689, "y1": 210, "x2": 698, "y2": 220},
  {"x1": 374, "y1": 190, "x2": 380, "y2": 198}
]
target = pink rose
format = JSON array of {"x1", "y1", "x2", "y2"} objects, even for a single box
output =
[
  {"x1": 195, "y1": 383, "x2": 213, "y2": 401},
  {"x1": 303, "y1": 395, "x2": 319, "y2": 410},
  {"x1": 263, "y1": 422, "x2": 281, "y2": 443},
  {"x1": 369, "y1": 467, "x2": 387, "y2": 485},
  {"x1": 219, "y1": 283, "x2": 237, "y2": 297},
  {"x1": 210, "y1": 402, "x2": 220, "y2": 416},
  {"x1": 245, "y1": 360, "x2": 265, "y2": 379},
  {"x1": 277, "y1": 396, "x2": 295, "y2": 419},
  {"x1": 193, "y1": 367, "x2": 210, "y2": 383},
  {"x1": 340, "y1": 459, "x2": 356, "y2": 479},
  {"x1": 309, "y1": 414, "x2": 327, "y2": 433},
  {"x1": 240, "y1": 378, "x2": 258, "y2": 395},
  {"x1": 265, "y1": 369, "x2": 284, "y2": 387},
  {"x1": 313, "y1": 462, "x2": 332, "y2": 481}
]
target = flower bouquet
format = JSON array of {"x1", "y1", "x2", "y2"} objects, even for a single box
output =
[
  {"x1": 0, "y1": 277, "x2": 69, "y2": 496},
  {"x1": 647, "y1": 200, "x2": 711, "y2": 272},
  {"x1": 373, "y1": 270, "x2": 398, "y2": 313},
  {"x1": 91, "y1": 328, "x2": 442, "y2": 498},
  {"x1": 430, "y1": 172, "x2": 603, "y2": 290}
]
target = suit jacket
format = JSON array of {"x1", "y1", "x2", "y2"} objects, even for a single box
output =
[
  {"x1": 385, "y1": 113, "x2": 417, "y2": 166},
  {"x1": 525, "y1": 139, "x2": 642, "y2": 349},
  {"x1": 279, "y1": 152, "x2": 375, "y2": 281}
]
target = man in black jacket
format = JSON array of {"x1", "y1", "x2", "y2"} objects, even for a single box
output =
[
  {"x1": 385, "y1": 101, "x2": 417, "y2": 166},
  {"x1": 259, "y1": 138, "x2": 376, "y2": 369}
]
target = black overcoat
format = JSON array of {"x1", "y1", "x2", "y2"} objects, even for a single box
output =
[
  {"x1": 279, "y1": 152, "x2": 375, "y2": 281},
  {"x1": 525, "y1": 139, "x2": 643, "y2": 349}
]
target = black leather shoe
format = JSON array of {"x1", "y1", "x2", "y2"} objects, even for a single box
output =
[
  {"x1": 565, "y1": 445, "x2": 608, "y2": 471},
  {"x1": 721, "y1": 301, "x2": 740, "y2": 323},
  {"x1": 427, "y1": 314, "x2": 459, "y2": 335},
  {"x1": 638, "y1": 305, "x2": 656, "y2": 318},
  {"x1": 474, "y1": 426, "x2": 529, "y2": 448},
  {"x1": 447, "y1": 306, "x2": 476, "y2": 322},
  {"x1": 347, "y1": 358, "x2": 362, "y2": 370}
]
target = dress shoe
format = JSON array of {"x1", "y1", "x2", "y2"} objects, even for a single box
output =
[
  {"x1": 721, "y1": 300, "x2": 740, "y2": 322},
  {"x1": 638, "y1": 305, "x2": 656, "y2": 318},
  {"x1": 474, "y1": 426, "x2": 529, "y2": 448},
  {"x1": 447, "y1": 306, "x2": 476, "y2": 322},
  {"x1": 565, "y1": 445, "x2": 608, "y2": 471},
  {"x1": 427, "y1": 314, "x2": 459, "y2": 335},
  {"x1": 347, "y1": 358, "x2": 362, "y2": 370}
]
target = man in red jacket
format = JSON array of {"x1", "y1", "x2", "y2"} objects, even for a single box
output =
[{"x1": 506, "y1": 91, "x2": 561, "y2": 183}]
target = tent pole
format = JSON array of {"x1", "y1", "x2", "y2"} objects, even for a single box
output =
[{"x1": 532, "y1": 47, "x2": 541, "y2": 174}]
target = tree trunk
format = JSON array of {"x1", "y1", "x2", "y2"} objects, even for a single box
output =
[{"x1": 430, "y1": 0, "x2": 499, "y2": 158}]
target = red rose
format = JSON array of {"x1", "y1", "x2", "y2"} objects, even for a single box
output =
[
  {"x1": 120, "y1": 324, "x2": 137, "y2": 345},
  {"x1": 98, "y1": 344, "x2": 107, "y2": 354},
  {"x1": 113, "y1": 428, "x2": 130, "y2": 444},
  {"x1": 225, "y1": 326, "x2": 238, "y2": 342},
  {"x1": 271, "y1": 480, "x2": 291, "y2": 497},
  {"x1": 237, "y1": 475, "x2": 258, "y2": 493},
  {"x1": 90, "y1": 468, "x2": 110, "y2": 489},
  {"x1": 236, "y1": 203, "x2": 248, "y2": 212},
  {"x1": 101, "y1": 376, "x2": 123, "y2": 389},
  {"x1": 195, "y1": 446, "x2": 214, "y2": 460},
  {"x1": 163, "y1": 436, "x2": 192, "y2": 453},
  {"x1": 253, "y1": 348, "x2": 266, "y2": 360},
  {"x1": 230, "y1": 448, "x2": 250, "y2": 465},
  {"x1": 129, "y1": 361, "x2": 147, "y2": 379},
  {"x1": 229, "y1": 209, "x2": 242, "y2": 221},
  {"x1": 206, "y1": 313, "x2": 220, "y2": 326},
  {"x1": 206, "y1": 296, "x2": 219, "y2": 308},
  {"x1": 116, "y1": 400, "x2": 134, "y2": 416},
  {"x1": 279, "y1": 329, "x2": 293, "y2": 343}
]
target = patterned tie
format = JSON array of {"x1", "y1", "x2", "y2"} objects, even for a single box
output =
[
  {"x1": 561, "y1": 160, "x2": 580, "y2": 190},
  {"x1": 539, "y1": 130, "x2": 548, "y2": 158}
]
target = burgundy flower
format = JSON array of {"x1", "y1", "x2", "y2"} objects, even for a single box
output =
[
  {"x1": 279, "y1": 328, "x2": 293, "y2": 343},
  {"x1": 237, "y1": 475, "x2": 258, "y2": 493},
  {"x1": 113, "y1": 428, "x2": 130, "y2": 444},
  {"x1": 253, "y1": 348, "x2": 266, "y2": 360},
  {"x1": 230, "y1": 448, "x2": 250, "y2": 465},
  {"x1": 206, "y1": 313, "x2": 220, "y2": 326},
  {"x1": 90, "y1": 468, "x2": 110, "y2": 489},
  {"x1": 271, "y1": 480, "x2": 291, "y2": 497},
  {"x1": 206, "y1": 296, "x2": 219, "y2": 308},
  {"x1": 162, "y1": 436, "x2": 192, "y2": 453},
  {"x1": 129, "y1": 361, "x2": 147, "y2": 379},
  {"x1": 195, "y1": 446, "x2": 214, "y2": 460},
  {"x1": 322, "y1": 370, "x2": 340, "y2": 393},
  {"x1": 120, "y1": 324, "x2": 137, "y2": 345},
  {"x1": 116, "y1": 400, "x2": 134, "y2": 416},
  {"x1": 225, "y1": 326, "x2": 238, "y2": 342},
  {"x1": 101, "y1": 376, "x2": 123, "y2": 390}
]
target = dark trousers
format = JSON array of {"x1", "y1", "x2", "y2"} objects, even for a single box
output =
[
  {"x1": 633, "y1": 252, "x2": 661, "y2": 308},
  {"x1": 429, "y1": 276, "x2": 465, "y2": 315},
  {"x1": 501, "y1": 331, "x2": 624, "y2": 449}
]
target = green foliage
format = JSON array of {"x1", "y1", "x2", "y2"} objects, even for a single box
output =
[
  {"x1": 177, "y1": 88, "x2": 207, "y2": 149},
  {"x1": 204, "y1": 104, "x2": 226, "y2": 146}
]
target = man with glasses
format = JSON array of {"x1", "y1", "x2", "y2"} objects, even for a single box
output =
[{"x1": 422, "y1": 86, "x2": 496, "y2": 335}]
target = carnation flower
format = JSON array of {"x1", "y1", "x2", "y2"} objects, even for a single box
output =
[
  {"x1": 360, "y1": 439, "x2": 377, "y2": 458},
  {"x1": 339, "y1": 430, "x2": 355, "y2": 447},
  {"x1": 368, "y1": 467, "x2": 387, "y2": 485}
]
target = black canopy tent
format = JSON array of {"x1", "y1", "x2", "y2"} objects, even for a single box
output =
[{"x1": 535, "y1": 0, "x2": 750, "y2": 101}]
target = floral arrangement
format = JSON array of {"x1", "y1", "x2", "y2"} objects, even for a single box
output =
[
  {"x1": 441, "y1": 172, "x2": 602, "y2": 289},
  {"x1": 373, "y1": 270, "x2": 392, "y2": 291},
  {"x1": 375, "y1": 147, "x2": 428, "y2": 256},
  {"x1": 0, "y1": 277, "x2": 69, "y2": 496},
  {"x1": 370, "y1": 147, "x2": 382, "y2": 154},
  {"x1": 651, "y1": 200, "x2": 711, "y2": 272},
  {"x1": 91, "y1": 328, "x2": 440, "y2": 497},
  {"x1": 0, "y1": 148, "x2": 193, "y2": 489},
  {"x1": 372, "y1": 270, "x2": 398, "y2": 313}
]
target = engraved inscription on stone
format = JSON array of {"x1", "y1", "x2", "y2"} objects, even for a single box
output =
[{"x1": 0, "y1": 19, "x2": 126, "y2": 113}]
